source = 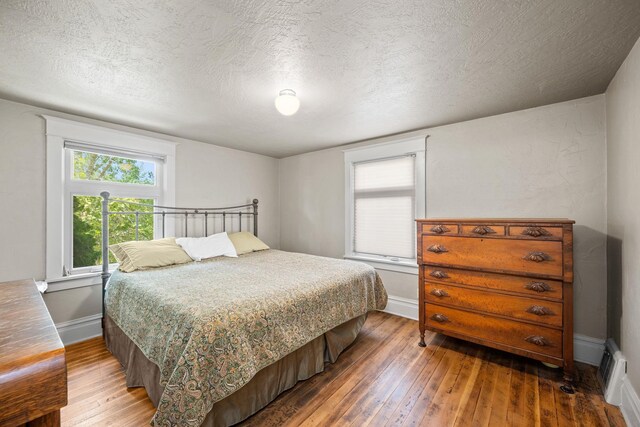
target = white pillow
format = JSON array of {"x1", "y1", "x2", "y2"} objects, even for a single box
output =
[{"x1": 176, "y1": 232, "x2": 238, "y2": 261}]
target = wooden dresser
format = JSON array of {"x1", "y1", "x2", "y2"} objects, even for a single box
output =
[
  {"x1": 417, "y1": 219, "x2": 575, "y2": 391},
  {"x1": 0, "y1": 279, "x2": 67, "y2": 426}
]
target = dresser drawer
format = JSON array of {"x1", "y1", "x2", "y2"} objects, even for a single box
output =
[
  {"x1": 425, "y1": 283, "x2": 563, "y2": 327},
  {"x1": 422, "y1": 235, "x2": 563, "y2": 277},
  {"x1": 421, "y1": 223, "x2": 458, "y2": 235},
  {"x1": 424, "y1": 266, "x2": 563, "y2": 300},
  {"x1": 460, "y1": 224, "x2": 505, "y2": 236},
  {"x1": 425, "y1": 304, "x2": 563, "y2": 359},
  {"x1": 509, "y1": 225, "x2": 563, "y2": 240}
]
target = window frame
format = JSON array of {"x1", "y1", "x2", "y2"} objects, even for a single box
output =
[
  {"x1": 44, "y1": 116, "x2": 176, "y2": 289},
  {"x1": 343, "y1": 137, "x2": 426, "y2": 275}
]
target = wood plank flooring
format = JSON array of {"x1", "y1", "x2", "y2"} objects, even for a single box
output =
[{"x1": 61, "y1": 312, "x2": 625, "y2": 426}]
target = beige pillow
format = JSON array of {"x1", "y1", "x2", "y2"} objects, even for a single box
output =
[
  {"x1": 109, "y1": 238, "x2": 193, "y2": 272},
  {"x1": 228, "y1": 232, "x2": 269, "y2": 255},
  {"x1": 109, "y1": 243, "x2": 135, "y2": 272}
]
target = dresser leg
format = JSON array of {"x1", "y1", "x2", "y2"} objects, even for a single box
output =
[
  {"x1": 560, "y1": 369, "x2": 575, "y2": 394},
  {"x1": 418, "y1": 333, "x2": 426, "y2": 347}
]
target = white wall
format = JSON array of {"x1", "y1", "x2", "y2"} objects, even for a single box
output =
[
  {"x1": 606, "y1": 35, "x2": 640, "y2": 396},
  {"x1": 0, "y1": 92, "x2": 610, "y2": 344},
  {"x1": 0, "y1": 98, "x2": 279, "y2": 326},
  {"x1": 280, "y1": 95, "x2": 607, "y2": 340}
]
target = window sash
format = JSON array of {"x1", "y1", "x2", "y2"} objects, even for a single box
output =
[
  {"x1": 353, "y1": 195, "x2": 416, "y2": 259},
  {"x1": 64, "y1": 147, "x2": 162, "y2": 195},
  {"x1": 69, "y1": 194, "x2": 158, "y2": 272},
  {"x1": 351, "y1": 155, "x2": 417, "y2": 260},
  {"x1": 66, "y1": 144, "x2": 162, "y2": 185}
]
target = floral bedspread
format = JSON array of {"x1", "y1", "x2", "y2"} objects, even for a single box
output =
[{"x1": 105, "y1": 249, "x2": 387, "y2": 426}]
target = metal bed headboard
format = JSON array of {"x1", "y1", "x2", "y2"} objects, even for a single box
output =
[{"x1": 100, "y1": 191, "x2": 258, "y2": 329}]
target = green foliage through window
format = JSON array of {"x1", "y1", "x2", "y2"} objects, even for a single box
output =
[
  {"x1": 73, "y1": 197, "x2": 155, "y2": 268},
  {"x1": 73, "y1": 150, "x2": 155, "y2": 185}
]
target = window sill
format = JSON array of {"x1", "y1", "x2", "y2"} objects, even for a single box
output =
[
  {"x1": 45, "y1": 272, "x2": 105, "y2": 293},
  {"x1": 343, "y1": 255, "x2": 419, "y2": 275}
]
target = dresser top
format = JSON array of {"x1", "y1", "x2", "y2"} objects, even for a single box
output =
[
  {"x1": 0, "y1": 279, "x2": 64, "y2": 368},
  {"x1": 417, "y1": 218, "x2": 575, "y2": 224}
]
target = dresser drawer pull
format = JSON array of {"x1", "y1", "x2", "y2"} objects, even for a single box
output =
[
  {"x1": 472, "y1": 225, "x2": 496, "y2": 235},
  {"x1": 525, "y1": 335, "x2": 550, "y2": 347},
  {"x1": 526, "y1": 305, "x2": 554, "y2": 316},
  {"x1": 521, "y1": 226, "x2": 551, "y2": 238},
  {"x1": 523, "y1": 251, "x2": 552, "y2": 263},
  {"x1": 430, "y1": 225, "x2": 451, "y2": 234},
  {"x1": 525, "y1": 282, "x2": 552, "y2": 293},
  {"x1": 430, "y1": 313, "x2": 449, "y2": 323},
  {"x1": 429, "y1": 270, "x2": 449, "y2": 279},
  {"x1": 430, "y1": 289, "x2": 449, "y2": 298},
  {"x1": 427, "y1": 244, "x2": 448, "y2": 254}
]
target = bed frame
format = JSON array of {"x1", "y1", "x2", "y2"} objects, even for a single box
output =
[{"x1": 99, "y1": 191, "x2": 259, "y2": 327}]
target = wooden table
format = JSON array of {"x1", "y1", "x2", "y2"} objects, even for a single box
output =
[{"x1": 0, "y1": 279, "x2": 67, "y2": 426}]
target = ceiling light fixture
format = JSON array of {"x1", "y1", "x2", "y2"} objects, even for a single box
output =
[{"x1": 274, "y1": 89, "x2": 300, "y2": 116}]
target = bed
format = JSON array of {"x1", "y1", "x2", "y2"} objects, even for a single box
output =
[{"x1": 99, "y1": 193, "x2": 388, "y2": 426}]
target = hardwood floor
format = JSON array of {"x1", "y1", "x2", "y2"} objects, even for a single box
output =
[{"x1": 62, "y1": 312, "x2": 625, "y2": 426}]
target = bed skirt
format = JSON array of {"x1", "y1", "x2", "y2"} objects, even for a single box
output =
[{"x1": 104, "y1": 314, "x2": 367, "y2": 426}]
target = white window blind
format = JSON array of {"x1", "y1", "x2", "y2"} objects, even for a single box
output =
[{"x1": 353, "y1": 155, "x2": 416, "y2": 259}]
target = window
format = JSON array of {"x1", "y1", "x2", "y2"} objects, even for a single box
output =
[
  {"x1": 344, "y1": 138, "x2": 426, "y2": 274},
  {"x1": 45, "y1": 116, "x2": 176, "y2": 288}
]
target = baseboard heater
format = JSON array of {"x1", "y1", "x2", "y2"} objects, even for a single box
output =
[{"x1": 598, "y1": 338, "x2": 627, "y2": 405}]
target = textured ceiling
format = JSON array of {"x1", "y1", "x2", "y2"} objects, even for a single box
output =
[{"x1": 1, "y1": 1, "x2": 640, "y2": 158}]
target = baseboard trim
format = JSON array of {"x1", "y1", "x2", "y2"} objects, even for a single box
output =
[
  {"x1": 621, "y1": 375, "x2": 640, "y2": 427},
  {"x1": 56, "y1": 313, "x2": 102, "y2": 345},
  {"x1": 574, "y1": 334, "x2": 605, "y2": 366},
  {"x1": 382, "y1": 295, "x2": 418, "y2": 320},
  {"x1": 382, "y1": 296, "x2": 604, "y2": 365}
]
